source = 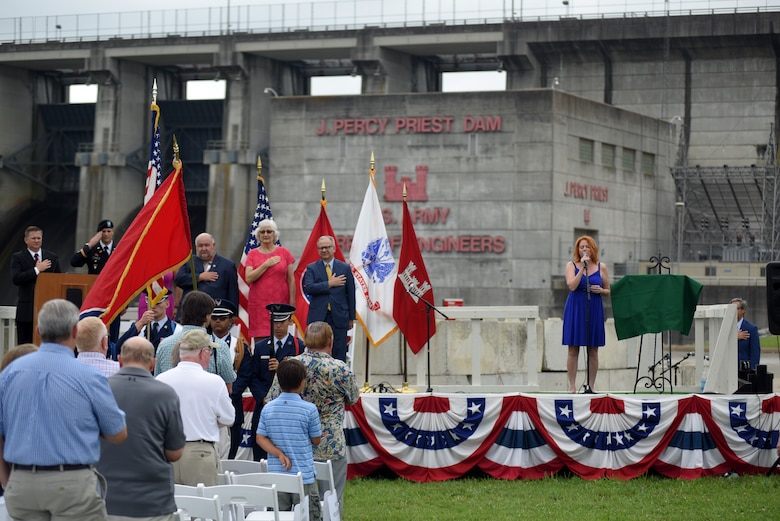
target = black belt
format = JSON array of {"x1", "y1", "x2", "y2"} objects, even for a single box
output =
[
  {"x1": 11, "y1": 463, "x2": 92, "y2": 472},
  {"x1": 186, "y1": 440, "x2": 215, "y2": 444}
]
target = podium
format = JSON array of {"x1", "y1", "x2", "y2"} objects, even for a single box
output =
[{"x1": 33, "y1": 273, "x2": 97, "y2": 344}]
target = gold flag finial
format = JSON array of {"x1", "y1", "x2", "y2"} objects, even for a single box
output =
[
  {"x1": 172, "y1": 135, "x2": 181, "y2": 172},
  {"x1": 403, "y1": 183, "x2": 407, "y2": 202},
  {"x1": 321, "y1": 178, "x2": 326, "y2": 200},
  {"x1": 150, "y1": 79, "x2": 161, "y2": 128},
  {"x1": 369, "y1": 151, "x2": 376, "y2": 188},
  {"x1": 256, "y1": 155, "x2": 264, "y2": 182}
]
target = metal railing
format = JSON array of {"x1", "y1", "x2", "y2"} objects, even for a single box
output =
[{"x1": 0, "y1": 1, "x2": 776, "y2": 45}]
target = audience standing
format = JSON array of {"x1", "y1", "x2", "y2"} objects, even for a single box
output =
[
  {"x1": 156, "y1": 329, "x2": 234, "y2": 486},
  {"x1": 257, "y1": 359, "x2": 322, "y2": 521},
  {"x1": 268, "y1": 321, "x2": 359, "y2": 508},
  {"x1": 76, "y1": 316, "x2": 120, "y2": 377},
  {"x1": 98, "y1": 336, "x2": 186, "y2": 521},
  {"x1": 0, "y1": 299, "x2": 126, "y2": 520}
]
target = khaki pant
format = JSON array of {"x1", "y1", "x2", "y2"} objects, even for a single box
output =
[
  {"x1": 5, "y1": 467, "x2": 106, "y2": 521},
  {"x1": 173, "y1": 441, "x2": 219, "y2": 486}
]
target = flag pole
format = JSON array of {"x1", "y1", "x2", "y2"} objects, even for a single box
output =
[
  {"x1": 400, "y1": 184, "x2": 416, "y2": 393},
  {"x1": 361, "y1": 152, "x2": 376, "y2": 394},
  {"x1": 146, "y1": 78, "x2": 160, "y2": 337},
  {"x1": 170, "y1": 135, "x2": 196, "y2": 293}
]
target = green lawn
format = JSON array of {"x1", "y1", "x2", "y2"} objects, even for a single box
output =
[{"x1": 343, "y1": 471, "x2": 780, "y2": 521}]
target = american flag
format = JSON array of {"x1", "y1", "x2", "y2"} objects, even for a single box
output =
[
  {"x1": 237, "y1": 171, "x2": 275, "y2": 345},
  {"x1": 144, "y1": 103, "x2": 162, "y2": 205},
  {"x1": 143, "y1": 95, "x2": 169, "y2": 305}
]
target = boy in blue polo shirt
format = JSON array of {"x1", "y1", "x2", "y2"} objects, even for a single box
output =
[{"x1": 257, "y1": 358, "x2": 322, "y2": 521}]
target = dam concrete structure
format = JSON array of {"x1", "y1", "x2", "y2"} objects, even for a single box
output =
[{"x1": 0, "y1": 9, "x2": 778, "y2": 373}]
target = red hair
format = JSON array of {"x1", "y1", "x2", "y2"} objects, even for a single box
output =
[{"x1": 572, "y1": 235, "x2": 599, "y2": 264}]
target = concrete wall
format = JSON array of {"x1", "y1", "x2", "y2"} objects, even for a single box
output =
[{"x1": 266, "y1": 90, "x2": 674, "y2": 319}]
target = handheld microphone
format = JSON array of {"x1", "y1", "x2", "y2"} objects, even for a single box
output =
[{"x1": 583, "y1": 258, "x2": 588, "y2": 268}]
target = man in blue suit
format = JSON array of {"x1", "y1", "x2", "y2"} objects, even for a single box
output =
[
  {"x1": 302, "y1": 236, "x2": 355, "y2": 362},
  {"x1": 731, "y1": 297, "x2": 760, "y2": 370},
  {"x1": 175, "y1": 232, "x2": 239, "y2": 311}
]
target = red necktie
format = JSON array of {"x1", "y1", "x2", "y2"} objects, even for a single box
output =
[{"x1": 33, "y1": 253, "x2": 39, "y2": 263}]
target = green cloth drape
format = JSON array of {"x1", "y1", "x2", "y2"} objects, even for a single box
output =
[{"x1": 611, "y1": 274, "x2": 703, "y2": 340}]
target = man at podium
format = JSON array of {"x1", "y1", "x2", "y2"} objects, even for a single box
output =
[{"x1": 10, "y1": 225, "x2": 60, "y2": 344}]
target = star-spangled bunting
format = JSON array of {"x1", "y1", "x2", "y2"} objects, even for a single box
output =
[
  {"x1": 345, "y1": 393, "x2": 780, "y2": 482},
  {"x1": 237, "y1": 173, "x2": 275, "y2": 345}
]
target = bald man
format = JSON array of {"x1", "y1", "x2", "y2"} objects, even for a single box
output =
[
  {"x1": 98, "y1": 337, "x2": 185, "y2": 520},
  {"x1": 76, "y1": 316, "x2": 119, "y2": 377},
  {"x1": 175, "y1": 232, "x2": 238, "y2": 307}
]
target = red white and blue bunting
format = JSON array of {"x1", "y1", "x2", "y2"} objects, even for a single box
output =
[{"x1": 345, "y1": 393, "x2": 780, "y2": 482}]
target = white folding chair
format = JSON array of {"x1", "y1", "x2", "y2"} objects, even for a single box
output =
[
  {"x1": 314, "y1": 460, "x2": 341, "y2": 521},
  {"x1": 231, "y1": 472, "x2": 308, "y2": 521},
  {"x1": 220, "y1": 459, "x2": 268, "y2": 474},
  {"x1": 175, "y1": 494, "x2": 224, "y2": 521},
  {"x1": 199, "y1": 484, "x2": 280, "y2": 521},
  {"x1": 175, "y1": 483, "x2": 205, "y2": 496},
  {"x1": 217, "y1": 472, "x2": 231, "y2": 485}
]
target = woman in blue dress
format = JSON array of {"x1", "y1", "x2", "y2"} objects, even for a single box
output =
[{"x1": 563, "y1": 235, "x2": 610, "y2": 393}]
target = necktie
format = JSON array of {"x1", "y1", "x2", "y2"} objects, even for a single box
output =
[
  {"x1": 277, "y1": 340, "x2": 283, "y2": 353},
  {"x1": 325, "y1": 263, "x2": 332, "y2": 310},
  {"x1": 152, "y1": 322, "x2": 159, "y2": 336},
  {"x1": 33, "y1": 253, "x2": 39, "y2": 263}
]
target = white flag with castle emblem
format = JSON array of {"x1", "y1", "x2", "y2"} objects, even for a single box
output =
[{"x1": 350, "y1": 170, "x2": 398, "y2": 346}]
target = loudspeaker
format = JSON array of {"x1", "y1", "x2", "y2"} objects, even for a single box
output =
[{"x1": 766, "y1": 262, "x2": 780, "y2": 334}]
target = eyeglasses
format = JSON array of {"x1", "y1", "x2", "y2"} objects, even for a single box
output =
[
  {"x1": 318, "y1": 245, "x2": 334, "y2": 250},
  {"x1": 201, "y1": 346, "x2": 213, "y2": 354},
  {"x1": 258, "y1": 229, "x2": 274, "y2": 234}
]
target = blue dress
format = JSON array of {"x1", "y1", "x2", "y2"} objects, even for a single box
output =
[{"x1": 562, "y1": 262, "x2": 606, "y2": 347}]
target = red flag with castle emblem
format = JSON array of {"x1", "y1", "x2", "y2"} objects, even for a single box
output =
[{"x1": 393, "y1": 199, "x2": 435, "y2": 354}]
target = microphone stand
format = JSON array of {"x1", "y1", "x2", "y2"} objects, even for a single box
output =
[
  {"x1": 582, "y1": 260, "x2": 593, "y2": 394},
  {"x1": 406, "y1": 285, "x2": 448, "y2": 393}
]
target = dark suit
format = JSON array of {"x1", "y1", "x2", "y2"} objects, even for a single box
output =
[
  {"x1": 230, "y1": 334, "x2": 305, "y2": 460},
  {"x1": 70, "y1": 241, "x2": 114, "y2": 274},
  {"x1": 303, "y1": 259, "x2": 355, "y2": 362},
  {"x1": 175, "y1": 253, "x2": 239, "y2": 307},
  {"x1": 738, "y1": 318, "x2": 760, "y2": 370},
  {"x1": 11, "y1": 248, "x2": 61, "y2": 344}
]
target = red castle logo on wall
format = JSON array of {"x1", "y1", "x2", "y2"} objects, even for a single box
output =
[{"x1": 384, "y1": 165, "x2": 428, "y2": 202}]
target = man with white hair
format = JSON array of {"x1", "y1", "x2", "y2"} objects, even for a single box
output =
[
  {"x1": 156, "y1": 329, "x2": 234, "y2": 486},
  {"x1": 77, "y1": 316, "x2": 120, "y2": 377},
  {"x1": 175, "y1": 232, "x2": 239, "y2": 307},
  {"x1": 0, "y1": 299, "x2": 127, "y2": 520}
]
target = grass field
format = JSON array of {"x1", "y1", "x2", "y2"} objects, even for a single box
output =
[{"x1": 343, "y1": 470, "x2": 780, "y2": 521}]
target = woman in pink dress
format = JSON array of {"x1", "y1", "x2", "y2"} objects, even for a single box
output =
[{"x1": 245, "y1": 219, "x2": 295, "y2": 341}]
